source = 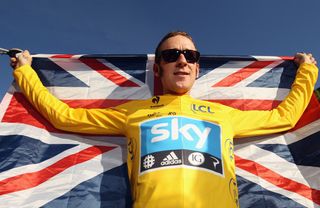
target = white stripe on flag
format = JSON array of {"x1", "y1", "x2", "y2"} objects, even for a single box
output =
[
  {"x1": 236, "y1": 167, "x2": 320, "y2": 208},
  {"x1": 0, "y1": 122, "x2": 127, "y2": 146},
  {"x1": 0, "y1": 89, "x2": 14, "y2": 121},
  {"x1": 232, "y1": 60, "x2": 284, "y2": 88},
  {"x1": 235, "y1": 144, "x2": 320, "y2": 190},
  {"x1": 0, "y1": 145, "x2": 90, "y2": 181},
  {"x1": 235, "y1": 119, "x2": 320, "y2": 149},
  {"x1": 192, "y1": 87, "x2": 290, "y2": 100},
  {"x1": 192, "y1": 61, "x2": 255, "y2": 94},
  {"x1": 0, "y1": 147, "x2": 124, "y2": 208},
  {"x1": 47, "y1": 58, "x2": 152, "y2": 99}
]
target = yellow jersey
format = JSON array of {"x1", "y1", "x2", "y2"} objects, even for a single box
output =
[{"x1": 13, "y1": 63, "x2": 318, "y2": 208}]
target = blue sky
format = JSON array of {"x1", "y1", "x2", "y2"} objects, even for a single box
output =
[{"x1": 1, "y1": 0, "x2": 319, "y2": 98}]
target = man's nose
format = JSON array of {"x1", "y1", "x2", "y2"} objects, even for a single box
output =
[{"x1": 176, "y1": 53, "x2": 187, "y2": 67}]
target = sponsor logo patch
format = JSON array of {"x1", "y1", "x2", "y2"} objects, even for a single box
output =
[
  {"x1": 161, "y1": 151, "x2": 182, "y2": 166},
  {"x1": 150, "y1": 96, "x2": 164, "y2": 108},
  {"x1": 188, "y1": 152, "x2": 205, "y2": 166},
  {"x1": 191, "y1": 104, "x2": 214, "y2": 114},
  {"x1": 143, "y1": 154, "x2": 156, "y2": 169},
  {"x1": 152, "y1": 96, "x2": 160, "y2": 104},
  {"x1": 140, "y1": 116, "x2": 223, "y2": 176}
]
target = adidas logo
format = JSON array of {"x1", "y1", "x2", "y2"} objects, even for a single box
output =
[{"x1": 161, "y1": 151, "x2": 182, "y2": 166}]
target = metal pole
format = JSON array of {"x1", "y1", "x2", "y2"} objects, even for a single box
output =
[{"x1": 0, "y1": 48, "x2": 22, "y2": 57}]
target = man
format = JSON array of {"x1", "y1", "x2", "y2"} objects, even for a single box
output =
[{"x1": 10, "y1": 31, "x2": 318, "y2": 208}]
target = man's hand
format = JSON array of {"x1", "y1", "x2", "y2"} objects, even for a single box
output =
[
  {"x1": 10, "y1": 50, "x2": 32, "y2": 69},
  {"x1": 294, "y1": 53, "x2": 317, "y2": 66}
]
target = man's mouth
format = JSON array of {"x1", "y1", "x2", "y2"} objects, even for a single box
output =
[{"x1": 174, "y1": 71, "x2": 190, "y2": 76}]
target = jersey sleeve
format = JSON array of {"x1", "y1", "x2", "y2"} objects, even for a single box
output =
[
  {"x1": 229, "y1": 63, "x2": 318, "y2": 138},
  {"x1": 13, "y1": 65, "x2": 127, "y2": 135}
]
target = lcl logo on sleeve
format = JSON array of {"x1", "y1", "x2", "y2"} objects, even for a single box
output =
[{"x1": 139, "y1": 116, "x2": 223, "y2": 176}]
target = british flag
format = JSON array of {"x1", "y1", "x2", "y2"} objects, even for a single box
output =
[{"x1": 0, "y1": 54, "x2": 319, "y2": 208}]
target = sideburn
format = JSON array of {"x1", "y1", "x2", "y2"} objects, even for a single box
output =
[{"x1": 158, "y1": 66, "x2": 163, "y2": 77}]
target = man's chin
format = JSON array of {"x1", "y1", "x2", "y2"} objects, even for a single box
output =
[{"x1": 170, "y1": 85, "x2": 191, "y2": 95}]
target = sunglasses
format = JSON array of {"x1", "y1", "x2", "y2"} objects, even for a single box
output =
[{"x1": 159, "y1": 49, "x2": 200, "y2": 63}]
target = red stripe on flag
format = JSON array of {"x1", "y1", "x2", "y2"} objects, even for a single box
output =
[
  {"x1": 51, "y1": 54, "x2": 74, "y2": 58},
  {"x1": 212, "y1": 61, "x2": 275, "y2": 87},
  {"x1": 79, "y1": 58, "x2": 139, "y2": 87},
  {"x1": 1, "y1": 93, "x2": 129, "y2": 133},
  {"x1": 235, "y1": 154, "x2": 320, "y2": 205},
  {"x1": 279, "y1": 56, "x2": 294, "y2": 61},
  {"x1": 0, "y1": 145, "x2": 115, "y2": 196},
  {"x1": 2, "y1": 93, "x2": 59, "y2": 132},
  {"x1": 207, "y1": 99, "x2": 282, "y2": 110},
  {"x1": 292, "y1": 94, "x2": 320, "y2": 130}
]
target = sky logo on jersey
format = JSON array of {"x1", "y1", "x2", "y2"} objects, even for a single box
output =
[
  {"x1": 140, "y1": 116, "x2": 223, "y2": 175},
  {"x1": 140, "y1": 116, "x2": 221, "y2": 156}
]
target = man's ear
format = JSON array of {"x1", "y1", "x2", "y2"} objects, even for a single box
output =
[
  {"x1": 196, "y1": 63, "x2": 200, "y2": 78},
  {"x1": 153, "y1": 63, "x2": 161, "y2": 77}
]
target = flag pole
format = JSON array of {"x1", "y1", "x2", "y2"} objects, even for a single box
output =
[{"x1": 0, "y1": 48, "x2": 22, "y2": 57}]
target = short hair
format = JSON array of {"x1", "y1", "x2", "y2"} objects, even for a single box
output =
[{"x1": 154, "y1": 31, "x2": 197, "y2": 64}]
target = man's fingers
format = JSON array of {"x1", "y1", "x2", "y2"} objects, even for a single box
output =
[
  {"x1": 295, "y1": 52, "x2": 304, "y2": 56},
  {"x1": 310, "y1": 57, "x2": 317, "y2": 65},
  {"x1": 294, "y1": 52, "x2": 317, "y2": 65},
  {"x1": 17, "y1": 50, "x2": 31, "y2": 61},
  {"x1": 294, "y1": 53, "x2": 305, "y2": 61},
  {"x1": 10, "y1": 62, "x2": 16, "y2": 68},
  {"x1": 10, "y1": 49, "x2": 33, "y2": 69},
  {"x1": 10, "y1": 57, "x2": 17, "y2": 69},
  {"x1": 294, "y1": 53, "x2": 304, "y2": 63}
]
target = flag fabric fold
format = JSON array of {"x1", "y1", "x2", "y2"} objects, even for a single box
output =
[{"x1": 0, "y1": 54, "x2": 319, "y2": 208}]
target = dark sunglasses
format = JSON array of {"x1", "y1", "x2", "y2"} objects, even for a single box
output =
[{"x1": 159, "y1": 49, "x2": 200, "y2": 63}]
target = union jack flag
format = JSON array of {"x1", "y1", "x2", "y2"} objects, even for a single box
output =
[{"x1": 0, "y1": 54, "x2": 319, "y2": 208}]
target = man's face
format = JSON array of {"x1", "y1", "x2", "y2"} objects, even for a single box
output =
[{"x1": 154, "y1": 35, "x2": 200, "y2": 95}]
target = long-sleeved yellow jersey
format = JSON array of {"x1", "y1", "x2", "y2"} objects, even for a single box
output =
[{"x1": 13, "y1": 63, "x2": 318, "y2": 208}]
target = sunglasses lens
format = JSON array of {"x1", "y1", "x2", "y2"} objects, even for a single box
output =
[
  {"x1": 161, "y1": 49, "x2": 180, "y2": 62},
  {"x1": 184, "y1": 50, "x2": 200, "y2": 63},
  {"x1": 160, "y1": 49, "x2": 200, "y2": 63}
]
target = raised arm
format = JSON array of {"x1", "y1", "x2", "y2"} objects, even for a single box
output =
[
  {"x1": 229, "y1": 53, "x2": 318, "y2": 138},
  {"x1": 11, "y1": 51, "x2": 126, "y2": 135}
]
